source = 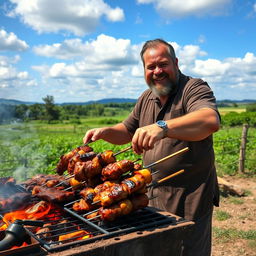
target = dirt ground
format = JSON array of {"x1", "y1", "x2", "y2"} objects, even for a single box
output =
[{"x1": 212, "y1": 176, "x2": 256, "y2": 256}]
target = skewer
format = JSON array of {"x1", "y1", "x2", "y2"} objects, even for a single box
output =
[
  {"x1": 54, "y1": 146, "x2": 134, "y2": 187},
  {"x1": 83, "y1": 139, "x2": 92, "y2": 146},
  {"x1": 144, "y1": 147, "x2": 189, "y2": 169},
  {"x1": 63, "y1": 181, "x2": 87, "y2": 191},
  {"x1": 147, "y1": 169, "x2": 185, "y2": 188},
  {"x1": 64, "y1": 198, "x2": 81, "y2": 206},
  {"x1": 86, "y1": 194, "x2": 159, "y2": 221},
  {"x1": 91, "y1": 169, "x2": 185, "y2": 206},
  {"x1": 113, "y1": 145, "x2": 132, "y2": 156},
  {"x1": 53, "y1": 174, "x2": 73, "y2": 187},
  {"x1": 83, "y1": 208, "x2": 99, "y2": 217}
]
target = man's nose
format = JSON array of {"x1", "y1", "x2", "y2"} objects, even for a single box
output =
[{"x1": 154, "y1": 66, "x2": 163, "y2": 75}]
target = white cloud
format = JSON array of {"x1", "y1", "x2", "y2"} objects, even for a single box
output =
[
  {"x1": 8, "y1": 0, "x2": 124, "y2": 36},
  {"x1": 137, "y1": 0, "x2": 232, "y2": 18},
  {"x1": 0, "y1": 29, "x2": 29, "y2": 51},
  {"x1": 0, "y1": 55, "x2": 37, "y2": 90},
  {"x1": 3, "y1": 34, "x2": 256, "y2": 102}
]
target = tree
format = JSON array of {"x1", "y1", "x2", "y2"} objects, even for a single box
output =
[{"x1": 42, "y1": 95, "x2": 60, "y2": 122}]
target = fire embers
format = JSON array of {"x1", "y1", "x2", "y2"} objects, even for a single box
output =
[{"x1": 0, "y1": 200, "x2": 93, "y2": 251}]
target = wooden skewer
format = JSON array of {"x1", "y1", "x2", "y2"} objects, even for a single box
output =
[
  {"x1": 144, "y1": 147, "x2": 189, "y2": 169},
  {"x1": 147, "y1": 169, "x2": 185, "y2": 188}
]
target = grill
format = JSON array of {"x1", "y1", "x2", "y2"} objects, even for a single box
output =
[{"x1": 0, "y1": 183, "x2": 193, "y2": 255}]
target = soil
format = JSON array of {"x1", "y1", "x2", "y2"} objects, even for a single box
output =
[{"x1": 212, "y1": 176, "x2": 256, "y2": 256}]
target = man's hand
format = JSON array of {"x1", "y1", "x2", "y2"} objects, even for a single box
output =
[
  {"x1": 132, "y1": 123, "x2": 166, "y2": 154},
  {"x1": 83, "y1": 128, "x2": 107, "y2": 144}
]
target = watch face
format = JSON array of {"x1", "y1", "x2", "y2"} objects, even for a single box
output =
[{"x1": 157, "y1": 120, "x2": 165, "y2": 126}]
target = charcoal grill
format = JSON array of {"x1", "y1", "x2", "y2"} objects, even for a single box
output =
[{"x1": 0, "y1": 183, "x2": 194, "y2": 255}]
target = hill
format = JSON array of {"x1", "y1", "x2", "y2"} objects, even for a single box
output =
[
  {"x1": 1, "y1": 98, "x2": 255, "y2": 106},
  {"x1": 0, "y1": 98, "x2": 136, "y2": 106}
]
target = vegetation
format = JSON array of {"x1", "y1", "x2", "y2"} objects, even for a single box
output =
[
  {"x1": 0, "y1": 100, "x2": 255, "y2": 179},
  {"x1": 214, "y1": 210, "x2": 232, "y2": 221}
]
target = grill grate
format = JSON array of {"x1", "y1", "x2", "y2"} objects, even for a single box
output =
[
  {"x1": 25, "y1": 206, "x2": 103, "y2": 252},
  {"x1": 64, "y1": 203, "x2": 179, "y2": 241},
  {"x1": 0, "y1": 183, "x2": 186, "y2": 253}
]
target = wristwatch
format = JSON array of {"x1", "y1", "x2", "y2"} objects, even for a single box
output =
[{"x1": 156, "y1": 120, "x2": 168, "y2": 138}]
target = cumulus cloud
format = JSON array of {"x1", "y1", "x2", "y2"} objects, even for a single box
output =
[
  {"x1": 0, "y1": 55, "x2": 37, "y2": 90},
  {"x1": 137, "y1": 0, "x2": 232, "y2": 18},
  {"x1": 3, "y1": 33, "x2": 256, "y2": 102},
  {"x1": 30, "y1": 35, "x2": 256, "y2": 101},
  {"x1": 33, "y1": 34, "x2": 138, "y2": 65},
  {"x1": 0, "y1": 29, "x2": 29, "y2": 51},
  {"x1": 7, "y1": 0, "x2": 124, "y2": 36}
]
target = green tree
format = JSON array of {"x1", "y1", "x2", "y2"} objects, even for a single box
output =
[{"x1": 42, "y1": 95, "x2": 60, "y2": 122}]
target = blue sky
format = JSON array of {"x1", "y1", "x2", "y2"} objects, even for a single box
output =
[{"x1": 0, "y1": 0, "x2": 256, "y2": 103}]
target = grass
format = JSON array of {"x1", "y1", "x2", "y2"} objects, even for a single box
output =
[
  {"x1": 218, "y1": 107, "x2": 246, "y2": 115},
  {"x1": 213, "y1": 227, "x2": 256, "y2": 241},
  {"x1": 228, "y1": 197, "x2": 244, "y2": 205},
  {"x1": 214, "y1": 210, "x2": 232, "y2": 221}
]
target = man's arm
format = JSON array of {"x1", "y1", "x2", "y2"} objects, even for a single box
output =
[
  {"x1": 132, "y1": 108, "x2": 220, "y2": 154},
  {"x1": 83, "y1": 123, "x2": 132, "y2": 145}
]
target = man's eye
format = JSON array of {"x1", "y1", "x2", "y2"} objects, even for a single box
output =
[{"x1": 147, "y1": 66, "x2": 155, "y2": 70}]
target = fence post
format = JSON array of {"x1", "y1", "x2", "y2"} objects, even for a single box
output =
[{"x1": 238, "y1": 124, "x2": 249, "y2": 173}]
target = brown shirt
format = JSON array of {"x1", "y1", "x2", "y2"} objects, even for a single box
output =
[{"x1": 123, "y1": 72, "x2": 220, "y2": 221}]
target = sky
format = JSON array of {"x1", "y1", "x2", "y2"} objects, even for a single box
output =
[{"x1": 0, "y1": 0, "x2": 256, "y2": 103}]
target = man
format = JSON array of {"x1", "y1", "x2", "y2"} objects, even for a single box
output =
[{"x1": 83, "y1": 39, "x2": 220, "y2": 255}]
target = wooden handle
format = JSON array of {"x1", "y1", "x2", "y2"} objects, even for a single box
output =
[
  {"x1": 144, "y1": 147, "x2": 189, "y2": 168},
  {"x1": 157, "y1": 169, "x2": 185, "y2": 184}
]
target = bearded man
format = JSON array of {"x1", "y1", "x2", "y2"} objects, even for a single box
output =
[{"x1": 83, "y1": 38, "x2": 220, "y2": 256}]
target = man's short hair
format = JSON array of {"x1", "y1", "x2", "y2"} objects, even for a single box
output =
[{"x1": 140, "y1": 39, "x2": 176, "y2": 65}]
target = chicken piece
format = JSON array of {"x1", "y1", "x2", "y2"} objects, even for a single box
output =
[
  {"x1": 130, "y1": 194, "x2": 149, "y2": 211},
  {"x1": 73, "y1": 199, "x2": 94, "y2": 212},
  {"x1": 69, "y1": 177, "x2": 84, "y2": 190},
  {"x1": 98, "y1": 150, "x2": 116, "y2": 166},
  {"x1": 79, "y1": 187, "x2": 96, "y2": 203},
  {"x1": 121, "y1": 169, "x2": 152, "y2": 194},
  {"x1": 67, "y1": 151, "x2": 97, "y2": 175},
  {"x1": 98, "y1": 199, "x2": 133, "y2": 221},
  {"x1": 96, "y1": 184, "x2": 129, "y2": 207},
  {"x1": 56, "y1": 145, "x2": 93, "y2": 175},
  {"x1": 94, "y1": 180, "x2": 118, "y2": 194},
  {"x1": 97, "y1": 194, "x2": 149, "y2": 222},
  {"x1": 101, "y1": 160, "x2": 134, "y2": 181},
  {"x1": 74, "y1": 157, "x2": 102, "y2": 181}
]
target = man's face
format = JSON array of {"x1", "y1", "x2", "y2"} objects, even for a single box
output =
[{"x1": 143, "y1": 44, "x2": 179, "y2": 97}]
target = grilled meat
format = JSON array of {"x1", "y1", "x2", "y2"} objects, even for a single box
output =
[
  {"x1": 56, "y1": 145, "x2": 93, "y2": 175},
  {"x1": 32, "y1": 186, "x2": 75, "y2": 203},
  {"x1": 101, "y1": 160, "x2": 134, "y2": 181},
  {"x1": 94, "y1": 169, "x2": 152, "y2": 207},
  {"x1": 98, "y1": 194, "x2": 149, "y2": 222},
  {"x1": 0, "y1": 192, "x2": 31, "y2": 211},
  {"x1": 67, "y1": 151, "x2": 97, "y2": 175}
]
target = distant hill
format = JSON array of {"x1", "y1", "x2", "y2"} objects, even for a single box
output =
[
  {"x1": 1, "y1": 97, "x2": 255, "y2": 106},
  {"x1": 0, "y1": 98, "x2": 137, "y2": 106}
]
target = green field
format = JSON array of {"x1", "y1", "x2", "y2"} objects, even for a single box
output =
[{"x1": 0, "y1": 114, "x2": 255, "y2": 180}]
